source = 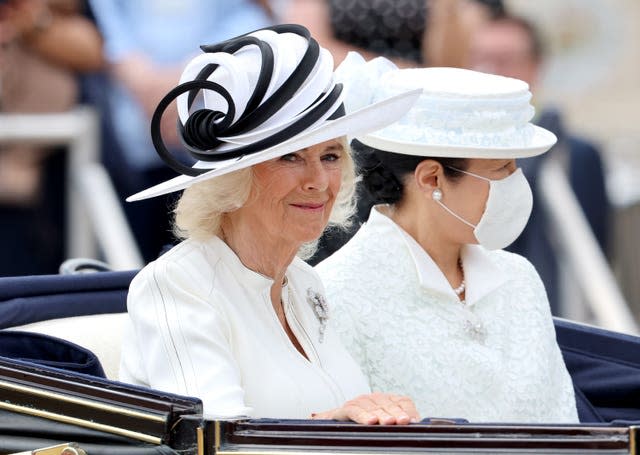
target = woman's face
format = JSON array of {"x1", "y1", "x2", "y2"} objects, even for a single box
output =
[
  {"x1": 240, "y1": 139, "x2": 344, "y2": 246},
  {"x1": 439, "y1": 158, "x2": 517, "y2": 243}
]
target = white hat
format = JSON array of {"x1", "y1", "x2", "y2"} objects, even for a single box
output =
[
  {"x1": 127, "y1": 25, "x2": 420, "y2": 202},
  {"x1": 355, "y1": 67, "x2": 557, "y2": 159}
]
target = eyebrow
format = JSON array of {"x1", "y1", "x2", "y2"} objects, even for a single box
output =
[{"x1": 300, "y1": 142, "x2": 344, "y2": 152}]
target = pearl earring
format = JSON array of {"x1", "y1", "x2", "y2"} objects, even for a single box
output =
[{"x1": 432, "y1": 188, "x2": 443, "y2": 201}]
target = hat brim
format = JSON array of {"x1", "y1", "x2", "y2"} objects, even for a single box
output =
[
  {"x1": 127, "y1": 88, "x2": 421, "y2": 202},
  {"x1": 357, "y1": 124, "x2": 557, "y2": 159}
]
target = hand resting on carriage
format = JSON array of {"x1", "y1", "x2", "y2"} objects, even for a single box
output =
[{"x1": 312, "y1": 392, "x2": 420, "y2": 425}]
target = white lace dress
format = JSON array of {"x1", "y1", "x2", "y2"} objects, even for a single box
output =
[{"x1": 316, "y1": 206, "x2": 578, "y2": 423}]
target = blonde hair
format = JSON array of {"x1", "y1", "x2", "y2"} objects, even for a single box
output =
[{"x1": 173, "y1": 138, "x2": 357, "y2": 258}]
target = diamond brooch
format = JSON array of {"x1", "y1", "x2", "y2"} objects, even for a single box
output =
[{"x1": 306, "y1": 288, "x2": 329, "y2": 343}]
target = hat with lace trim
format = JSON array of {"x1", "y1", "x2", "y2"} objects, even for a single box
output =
[
  {"x1": 351, "y1": 66, "x2": 557, "y2": 158},
  {"x1": 126, "y1": 24, "x2": 420, "y2": 202}
]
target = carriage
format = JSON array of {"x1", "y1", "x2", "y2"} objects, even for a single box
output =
[{"x1": 1, "y1": 269, "x2": 639, "y2": 454}]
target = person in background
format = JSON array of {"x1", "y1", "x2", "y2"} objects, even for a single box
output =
[
  {"x1": 0, "y1": 0, "x2": 103, "y2": 276},
  {"x1": 316, "y1": 64, "x2": 578, "y2": 423},
  {"x1": 282, "y1": 0, "x2": 427, "y2": 69},
  {"x1": 467, "y1": 13, "x2": 610, "y2": 313},
  {"x1": 120, "y1": 25, "x2": 422, "y2": 421},
  {"x1": 282, "y1": 0, "x2": 505, "y2": 264},
  {"x1": 86, "y1": 0, "x2": 275, "y2": 262},
  {"x1": 283, "y1": 0, "x2": 505, "y2": 69},
  {"x1": 424, "y1": 0, "x2": 504, "y2": 67}
]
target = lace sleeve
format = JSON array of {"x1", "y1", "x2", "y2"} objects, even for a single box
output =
[
  {"x1": 514, "y1": 255, "x2": 579, "y2": 422},
  {"x1": 320, "y1": 266, "x2": 373, "y2": 381}
]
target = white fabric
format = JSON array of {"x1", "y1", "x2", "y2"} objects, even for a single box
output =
[
  {"x1": 471, "y1": 168, "x2": 533, "y2": 250},
  {"x1": 316, "y1": 207, "x2": 579, "y2": 423},
  {"x1": 357, "y1": 67, "x2": 557, "y2": 158},
  {"x1": 11, "y1": 313, "x2": 128, "y2": 380},
  {"x1": 435, "y1": 168, "x2": 534, "y2": 251},
  {"x1": 120, "y1": 236, "x2": 369, "y2": 419}
]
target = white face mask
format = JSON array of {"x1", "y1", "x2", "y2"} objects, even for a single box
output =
[{"x1": 432, "y1": 167, "x2": 533, "y2": 250}]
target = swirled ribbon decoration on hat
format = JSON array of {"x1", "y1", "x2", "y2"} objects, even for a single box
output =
[{"x1": 150, "y1": 24, "x2": 345, "y2": 177}]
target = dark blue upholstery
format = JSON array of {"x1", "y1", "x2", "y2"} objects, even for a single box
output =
[
  {"x1": 554, "y1": 318, "x2": 640, "y2": 422},
  {"x1": 0, "y1": 331, "x2": 106, "y2": 378},
  {"x1": 0, "y1": 270, "x2": 136, "y2": 329}
]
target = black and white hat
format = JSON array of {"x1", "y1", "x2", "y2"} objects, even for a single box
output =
[{"x1": 127, "y1": 24, "x2": 420, "y2": 201}]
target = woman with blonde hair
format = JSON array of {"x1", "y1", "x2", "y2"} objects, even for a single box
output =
[{"x1": 120, "y1": 25, "x2": 421, "y2": 423}]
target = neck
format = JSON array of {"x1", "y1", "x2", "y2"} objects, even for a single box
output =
[{"x1": 220, "y1": 217, "x2": 299, "y2": 300}]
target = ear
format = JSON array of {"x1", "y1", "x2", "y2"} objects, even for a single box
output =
[{"x1": 414, "y1": 159, "x2": 443, "y2": 194}]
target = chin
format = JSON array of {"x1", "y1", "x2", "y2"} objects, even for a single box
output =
[{"x1": 290, "y1": 226, "x2": 326, "y2": 245}]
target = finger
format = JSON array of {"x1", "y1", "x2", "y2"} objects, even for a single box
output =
[
  {"x1": 338, "y1": 396, "x2": 383, "y2": 425},
  {"x1": 310, "y1": 408, "x2": 343, "y2": 420},
  {"x1": 397, "y1": 396, "x2": 421, "y2": 423},
  {"x1": 370, "y1": 407, "x2": 398, "y2": 425},
  {"x1": 390, "y1": 395, "x2": 420, "y2": 425},
  {"x1": 344, "y1": 405, "x2": 380, "y2": 425},
  {"x1": 312, "y1": 405, "x2": 363, "y2": 422},
  {"x1": 310, "y1": 410, "x2": 330, "y2": 420},
  {"x1": 363, "y1": 393, "x2": 420, "y2": 425},
  {"x1": 373, "y1": 395, "x2": 411, "y2": 424},
  {"x1": 347, "y1": 394, "x2": 401, "y2": 425}
]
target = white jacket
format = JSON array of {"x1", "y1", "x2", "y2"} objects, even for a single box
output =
[
  {"x1": 316, "y1": 206, "x2": 578, "y2": 423},
  {"x1": 120, "y1": 236, "x2": 369, "y2": 418}
]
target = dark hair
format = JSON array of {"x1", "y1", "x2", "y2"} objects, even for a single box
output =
[
  {"x1": 474, "y1": 0, "x2": 506, "y2": 18},
  {"x1": 352, "y1": 139, "x2": 468, "y2": 205}
]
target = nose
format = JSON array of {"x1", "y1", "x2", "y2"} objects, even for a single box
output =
[{"x1": 302, "y1": 159, "x2": 330, "y2": 192}]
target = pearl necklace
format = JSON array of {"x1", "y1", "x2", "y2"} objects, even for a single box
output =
[
  {"x1": 453, "y1": 258, "x2": 487, "y2": 342},
  {"x1": 452, "y1": 258, "x2": 465, "y2": 300},
  {"x1": 453, "y1": 280, "x2": 466, "y2": 297}
]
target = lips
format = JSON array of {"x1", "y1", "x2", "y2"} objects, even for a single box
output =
[{"x1": 291, "y1": 202, "x2": 326, "y2": 210}]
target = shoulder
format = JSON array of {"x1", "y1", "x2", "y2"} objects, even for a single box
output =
[
  {"x1": 317, "y1": 221, "x2": 397, "y2": 275},
  {"x1": 130, "y1": 239, "x2": 223, "y2": 302},
  {"x1": 487, "y1": 248, "x2": 537, "y2": 273},
  {"x1": 484, "y1": 249, "x2": 552, "y2": 315},
  {"x1": 485, "y1": 249, "x2": 545, "y2": 289},
  {"x1": 139, "y1": 239, "x2": 216, "y2": 277},
  {"x1": 316, "y1": 220, "x2": 417, "y2": 310}
]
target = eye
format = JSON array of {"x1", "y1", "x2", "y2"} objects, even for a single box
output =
[
  {"x1": 280, "y1": 153, "x2": 299, "y2": 162},
  {"x1": 321, "y1": 152, "x2": 341, "y2": 162},
  {"x1": 494, "y1": 161, "x2": 511, "y2": 172}
]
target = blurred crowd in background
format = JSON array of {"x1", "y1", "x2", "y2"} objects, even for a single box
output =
[{"x1": 1, "y1": 0, "x2": 639, "y2": 324}]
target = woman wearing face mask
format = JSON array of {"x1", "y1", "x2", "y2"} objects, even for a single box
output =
[{"x1": 314, "y1": 65, "x2": 579, "y2": 423}]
